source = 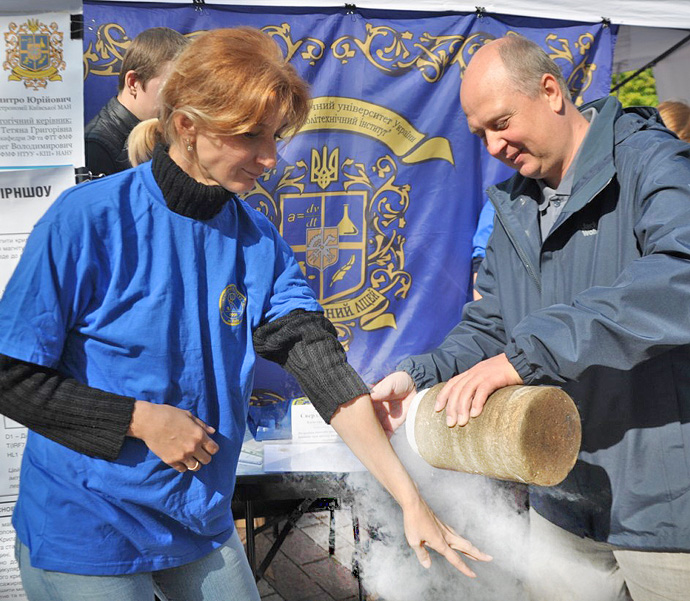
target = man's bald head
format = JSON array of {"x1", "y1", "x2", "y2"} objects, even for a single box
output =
[
  {"x1": 465, "y1": 36, "x2": 570, "y2": 100},
  {"x1": 459, "y1": 36, "x2": 588, "y2": 187}
]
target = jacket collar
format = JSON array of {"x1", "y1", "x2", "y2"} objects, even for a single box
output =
[
  {"x1": 562, "y1": 96, "x2": 618, "y2": 216},
  {"x1": 107, "y1": 96, "x2": 140, "y2": 132}
]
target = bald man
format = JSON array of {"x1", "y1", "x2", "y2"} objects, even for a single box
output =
[{"x1": 372, "y1": 35, "x2": 690, "y2": 601}]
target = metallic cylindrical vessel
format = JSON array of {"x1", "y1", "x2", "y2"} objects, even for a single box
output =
[{"x1": 405, "y1": 384, "x2": 581, "y2": 486}]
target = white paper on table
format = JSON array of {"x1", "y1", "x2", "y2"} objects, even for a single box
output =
[
  {"x1": 238, "y1": 439, "x2": 263, "y2": 466},
  {"x1": 263, "y1": 442, "x2": 367, "y2": 473}
]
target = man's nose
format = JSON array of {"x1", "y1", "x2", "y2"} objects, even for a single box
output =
[{"x1": 484, "y1": 131, "x2": 507, "y2": 158}]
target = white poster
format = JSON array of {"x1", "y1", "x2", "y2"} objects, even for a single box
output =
[
  {"x1": 0, "y1": 414, "x2": 26, "y2": 601},
  {"x1": 0, "y1": 166, "x2": 72, "y2": 600},
  {"x1": 0, "y1": 166, "x2": 74, "y2": 296},
  {"x1": 0, "y1": 501, "x2": 24, "y2": 600},
  {"x1": 0, "y1": 417, "x2": 24, "y2": 503},
  {"x1": 0, "y1": 11, "x2": 84, "y2": 169}
]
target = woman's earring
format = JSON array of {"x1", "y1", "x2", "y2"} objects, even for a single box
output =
[{"x1": 186, "y1": 140, "x2": 193, "y2": 152}]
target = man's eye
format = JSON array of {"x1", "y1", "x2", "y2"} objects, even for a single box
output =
[
  {"x1": 496, "y1": 120, "x2": 509, "y2": 130},
  {"x1": 244, "y1": 131, "x2": 260, "y2": 139}
]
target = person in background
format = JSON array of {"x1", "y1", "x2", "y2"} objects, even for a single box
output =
[
  {"x1": 470, "y1": 199, "x2": 495, "y2": 300},
  {"x1": 657, "y1": 99, "x2": 690, "y2": 142},
  {"x1": 0, "y1": 27, "x2": 490, "y2": 601},
  {"x1": 84, "y1": 27, "x2": 187, "y2": 177},
  {"x1": 372, "y1": 35, "x2": 690, "y2": 601}
]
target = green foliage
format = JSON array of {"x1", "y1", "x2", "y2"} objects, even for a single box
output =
[{"x1": 611, "y1": 68, "x2": 658, "y2": 107}]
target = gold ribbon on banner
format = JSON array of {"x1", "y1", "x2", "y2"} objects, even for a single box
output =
[
  {"x1": 324, "y1": 288, "x2": 395, "y2": 330},
  {"x1": 304, "y1": 96, "x2": 454, "y2": 165}
]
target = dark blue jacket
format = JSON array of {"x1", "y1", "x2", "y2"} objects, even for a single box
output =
[{"x1": 400, "y1": 96, "x2": 690, "y2": 550}]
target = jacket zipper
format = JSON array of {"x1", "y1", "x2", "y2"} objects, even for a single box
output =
[
  {"x1": 492, "y1": 201, "x2": 542, "y2": 295},
  {"x1": 491, "y1": 175, "x2": 614, "y2": 298}
]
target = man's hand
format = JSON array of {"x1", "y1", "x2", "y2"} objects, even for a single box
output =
[
  {"x1": 369, "y1": 371, "x2": 417, "y2": 437},
  {"x1": 435, "y1": 353, "x2": 523, "y2": 427},
  {"x1": 127, "y1": 401, "x2": 220, "y2": 472}
]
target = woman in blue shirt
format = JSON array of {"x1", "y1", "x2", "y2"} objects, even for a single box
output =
[{"x1": 0, "y1": 27, "x2": 489, "y2": 601}]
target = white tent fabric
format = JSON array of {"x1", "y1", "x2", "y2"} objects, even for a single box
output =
[
  {"x1": 7, "y1": 0, "x2": 690, "y2": 29},
  {"x1": 5, "y1": 0, "x2": 690, "y2": 100}
]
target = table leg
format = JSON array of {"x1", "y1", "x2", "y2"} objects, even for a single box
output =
[
  {"x1": 329, "y1": 504, "x2": 336, "y2": 555},
  {"x1": 352, "y1": 511, "x2": 364, "y2": 601},
  {"x1": 255, "y1": 497, "x2": 314, "y2": 582}
]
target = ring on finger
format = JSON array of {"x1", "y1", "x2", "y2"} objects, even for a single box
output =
[{"x1": 189, "y1": 459, "x2": 201, "y2": 471}]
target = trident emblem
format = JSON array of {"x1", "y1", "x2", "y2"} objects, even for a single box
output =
[{"x1": 310, "y1": 146, "x2": 339, "y2": 190}]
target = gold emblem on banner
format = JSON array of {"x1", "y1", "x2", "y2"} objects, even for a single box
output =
[
  {"x1": 545, "y1": 33, "x2": 598, "y2": 106},
  {"x1": 306, "y1": 226, "x2": 340, "y2": 271},
  {"x1": 311, "y1": 146, "x2": 339, "y2": 189},
  {"x1": 3, "y1": 18, "x2": 64, "y2": 90},
  {"x1": 245, "y1": 143, "x2": 412, "y2": 350},
  {"x1": 328, "y1": 26, "x2": 599, "y2": 102},
  {"x1": 82, "y1": 23, "x2": 131, "y2": 78}
]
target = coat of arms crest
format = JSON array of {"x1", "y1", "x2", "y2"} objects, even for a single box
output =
[{"x1": 4, "y1": 19, "x2": 64, "y2": 90}]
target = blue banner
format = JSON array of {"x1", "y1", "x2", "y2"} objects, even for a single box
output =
[{"x1": 83, "y1": 2, "x2": 616, "y2": 400}]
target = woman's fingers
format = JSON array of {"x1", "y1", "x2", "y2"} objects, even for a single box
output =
[
  {"x1": 131, "y1": 402, "x2": 220, "y2": 469},
  {"x1": 446, "y1": 534, "x2": 493, "y2": 562},
  {"x1": 192, "y1": 414, "x2": 217, "y2": 437},
  {"x1": 412, "y1": 543, "x2": 432, "y2": 569},
  {"x1": 403, "y1": 497, "x2": 492, "y2": 578},
  {"x1": 171, "y1": 457, "x2": 204, "y2": 473}
]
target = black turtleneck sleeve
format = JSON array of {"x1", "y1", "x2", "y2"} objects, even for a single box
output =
[
  {"x1": 0, "y1": 354, "x2": 134, "y2": 460},
  {"x1": 253, "y1": 310, "x2": 370, "y2": 422}
]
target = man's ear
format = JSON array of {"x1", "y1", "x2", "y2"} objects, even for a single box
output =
[
  {"x1": 123, "y1": 70, "x2": 140, "y2": 97},
  {"x1": 542, "y1": 73, "x2": 565, "y2": 114}
]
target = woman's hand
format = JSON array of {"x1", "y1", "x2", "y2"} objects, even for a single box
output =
[
  {"x1": 127, "y1": 401, "x2": 219, "y2": 472},
  {"x1": 330, "y1": 394, "x2": 491, "y2": 576},
  {"x1": 402, "y1": 495, "x2": 492, "y2": 576}
]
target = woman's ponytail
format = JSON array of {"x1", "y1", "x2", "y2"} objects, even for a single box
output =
[{"x1": 127, "y1": 118, "x2": 164, "y2": 166}]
